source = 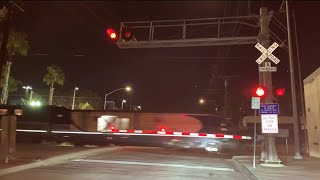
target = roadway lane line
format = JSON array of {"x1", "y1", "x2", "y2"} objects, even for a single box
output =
[{"x1": 72, "y1": 159, "x2": 235, "y2": 172}]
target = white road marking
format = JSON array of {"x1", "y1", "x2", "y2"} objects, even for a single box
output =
[{"x1": 72, "y1": 159, "x2": 234, "y2": 172}]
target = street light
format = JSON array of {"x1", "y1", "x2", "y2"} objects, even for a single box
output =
[
  {"x1": 23, "y1": 86, "x2": 33, "y2": 102},
  {"x1": 72, "y1": 87, "x2": 79, "y2": 110},
  {"x1": 103, "y1": 86, "x2": 131, "y2": 110},
  {"x1": 199, "y1": 98, "x2": 205, "y2": 105},
  {"x1": 30, "y1": 100, "x2": 41, "y2": 107},
  {"x1": 22, "y1": 86, "x2": 32, "y2": 92},
  {"x1": 121, "y1": 100, "x2": 126, "y2": 110}
]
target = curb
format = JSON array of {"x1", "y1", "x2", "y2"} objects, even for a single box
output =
[
  {"x1": 232, "y1": 156, "x2": 260, "y2": 180},
  {"x1": 0, "y1": 146, "x2": 121, "y2": 177}
]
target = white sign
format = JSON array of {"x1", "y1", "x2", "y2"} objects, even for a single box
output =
[
  {"x1": 251, "y1": 97, "x2": 260, "y2": 109},
  {"x1": 259, "y1": 62, "x2": 277, "y2": 72},
  {"x1": 261, "y1": 114, "x2": 279, "y2": 133},
  {"x1": 255, "y1": 42, "x2": 280, "y2": 65}
]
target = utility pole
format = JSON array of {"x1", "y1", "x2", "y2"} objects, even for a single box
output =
[
  {"x1": 219, "y1": 75, "x2": 238, "y2": 119},
  {"x1": 286, "y1": 0, "x2": 302, "y2": 159},
  {"x1": 293, "y1": 8, "x2": 308, "y2": 155},
  {"x1": 259, "y1": 7, "x2": 279, "y2": 162}
]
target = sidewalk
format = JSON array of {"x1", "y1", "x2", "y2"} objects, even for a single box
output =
[
  {"x1": 0, "y1": 142, "x2": 119, "y2": 176},
  {"x1": 233, "y1": 155, "x2": 320, "y2": 180}
]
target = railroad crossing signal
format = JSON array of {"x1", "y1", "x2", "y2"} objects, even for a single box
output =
[{"x1": 255, "y1": 42, "x2": 280, "y2": 65}]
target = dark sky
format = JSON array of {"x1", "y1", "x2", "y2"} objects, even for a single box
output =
[{"x1": 7, "y1": 1, "x2": 320, "y2": 112}]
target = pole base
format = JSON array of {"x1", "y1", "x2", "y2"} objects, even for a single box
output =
[
  {"x1": 260, "y1": 159, "x2": 284, "y2": 167},
  {"x1": 260, "y1": 163, "x2": 285, "y2": 167},
  {"x1": 293, "y1": 155, "x2": 303, "y2": 160}
]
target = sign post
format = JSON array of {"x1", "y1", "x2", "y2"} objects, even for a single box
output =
[{"x1": 251, "y1": 97, "x2": 260, "y2": 168}]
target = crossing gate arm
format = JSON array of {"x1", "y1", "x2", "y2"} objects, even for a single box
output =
[
  {"x1": 3, "y1": 129, "x2": 251, "y2": 140},
  {"x1": 103, "y1": 129, "x2": 252, "y2": 140}
]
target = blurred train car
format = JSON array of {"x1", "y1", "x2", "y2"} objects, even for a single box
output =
[{"x1": 0, "y1": 105, "x2": 250, "y2": 153}]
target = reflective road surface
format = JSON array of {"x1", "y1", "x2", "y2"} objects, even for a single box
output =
[{"x1": 1, "y1": 146, "x2": 247, "y2": 180}]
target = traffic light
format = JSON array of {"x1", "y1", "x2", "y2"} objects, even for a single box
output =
[
  {"x1": 275, "y1": 88, "x2": 285, "y2": 97},
  {"x1": 105, "y1": 28, "x2": 118, "y2": 41}
]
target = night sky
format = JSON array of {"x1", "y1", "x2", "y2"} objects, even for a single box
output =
[{"x1": 7, "y1": 1, "x2": 320, "y2": 112}]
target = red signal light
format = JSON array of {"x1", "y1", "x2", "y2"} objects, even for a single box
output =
[
  {"x1": 122, "y1": 29, "x2": 133, "y2": 41},
  {"x1": 110, "y1": 33, "x2": 117, "y2": 39},
  {"x1": 106, "y1": 28, "x2": 118, "y2": 40},
  {"x1": 159, "y1": 126, "x2": 167, "y2": 132},
  {"x1": 276, "y1": 88, "x2": 285, "y2": 97},
  {"x1": 253, "y1": 86, "x2": 267, "y2": 98},
  {"x1": 109, "y1": 124, "x2": 116, "y2": 130},
  {"x1": 256, "y1": 87, "x2": 265, "y2": 97},
  {"x1": 124, "y1": 31, "x2": 132, "y2": 38}
]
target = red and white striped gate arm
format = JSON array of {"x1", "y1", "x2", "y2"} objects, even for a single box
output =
[
  {"x1": 104, "y1": 129, "x2": 251, "y2": 140},
  {"x1": 0, "y1": 129, "x2": 251, "y2": 139}
]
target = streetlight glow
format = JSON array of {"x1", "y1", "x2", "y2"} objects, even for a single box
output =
[
  {"x1": 125, "y1": 86, "x2": 131, "y2": 92},
  {"x1": 199, "y1": 98, "x2": 205, "y2": 104},
  {"x1": 30, "y1": 100, "x2": 41, "y2": 107},
  {"x1": 23, "y1": 86, "x2": 32, "y2": 92}
]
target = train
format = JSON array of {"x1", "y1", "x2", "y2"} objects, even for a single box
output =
[{"x1": 0, "y1": 105, "x2": 251, "y2": 153}]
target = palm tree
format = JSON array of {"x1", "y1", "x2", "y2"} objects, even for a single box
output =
[
  {"x1": 5, "y1": 76, "x2": 22, "y2": 104},
  {"x1": 43, "y1": 65, "x2": 65, "y2": 105},
  {"x1": 0, "y1": 31, "x2": 29, "y2": 104}
]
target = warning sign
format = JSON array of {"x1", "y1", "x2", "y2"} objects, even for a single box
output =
[{"x1": 261, "y1": 114, "x2": 278, "y2": 133}]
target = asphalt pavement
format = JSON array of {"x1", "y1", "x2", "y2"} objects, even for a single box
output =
[{"x1": 0, "y1": 146, "x2": 248, "y2": 180}]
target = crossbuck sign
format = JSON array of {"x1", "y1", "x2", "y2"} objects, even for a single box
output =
[{"x1": 255, "y1": 42, "x2": 280, "y2": 65}]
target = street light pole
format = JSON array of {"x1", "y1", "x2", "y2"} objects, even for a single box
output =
[
  {"x1": 72, "y1": 87, "x2": 79, "y2": 110},
  {"x1": 29, "y1": 90, "x2": 33, "y2": 102},
  {"x1": 121, "y1": 100, "x2": 126, "y2": 110},
  {"x1": 104, "y1": 86, "x2": 131, "y2": 110},
  {"x1": 22, "y1": 86, "x2": 32, "y2": 102}
]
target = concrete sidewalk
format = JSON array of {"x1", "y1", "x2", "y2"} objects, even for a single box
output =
[
  {"x1": 0, "y1": 142, "x2": 119, "y2": 176},
  {"x1": 233, "y1": 156, "x2": 320, "y2": 180}
]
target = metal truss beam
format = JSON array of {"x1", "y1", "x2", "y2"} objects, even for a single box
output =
[
  {"x1": 116, "y1": 15, "x2": 259, "y2": 49},
  {"x1": 117, "y1": 36, "x2": 257, "y2": 49}
]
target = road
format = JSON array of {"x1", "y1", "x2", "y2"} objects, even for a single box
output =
[{"x1": 1, "y1": 146, "x2": 247, "y2": 180}]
